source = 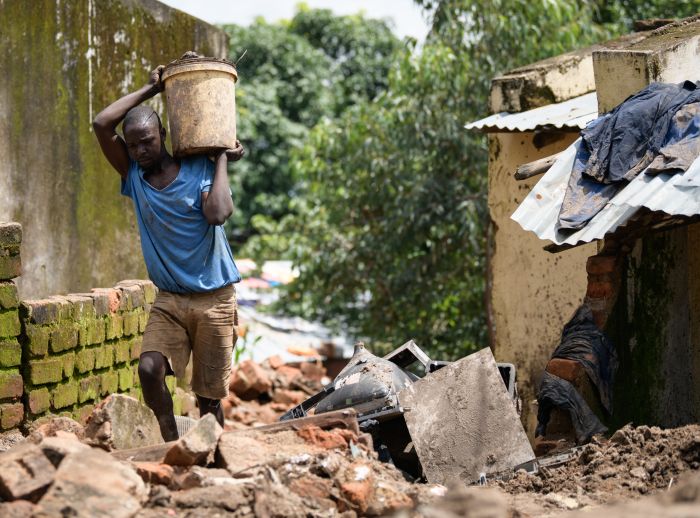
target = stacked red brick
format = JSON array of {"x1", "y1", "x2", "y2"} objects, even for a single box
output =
[
  {"x1": 20, "y1": 280, "x2": 159, "y2": 424},
  {"x1": 0, "y1": 223, "x2": 24, "y2": 430}
]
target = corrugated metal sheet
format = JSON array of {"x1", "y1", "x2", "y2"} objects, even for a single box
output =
[
  {"x1": 465, "y1": 92, "x2": 598, "y2": 132},
  {"x1": 511, "y1": 139, "x2": 700, "y2": 247}
]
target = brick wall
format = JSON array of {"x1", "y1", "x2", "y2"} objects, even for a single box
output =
[{"x1": 0, "y1": 222, "x2": 179, "y2": 432}]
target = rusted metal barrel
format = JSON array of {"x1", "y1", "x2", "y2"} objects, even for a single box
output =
[{"x1": 161, "y1": 57, "x2": 238, "y2": 157}]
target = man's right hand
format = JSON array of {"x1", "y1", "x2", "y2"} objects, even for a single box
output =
[{"x1": 148, "y1": 65, "x2": 165, "y2": 92}]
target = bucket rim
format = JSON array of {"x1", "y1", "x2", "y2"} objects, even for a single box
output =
[{"x1": 162, "y1": 57, "x2": 238, "y2": 82}]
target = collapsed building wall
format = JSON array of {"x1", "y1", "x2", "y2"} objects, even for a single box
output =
[
  {"x1": 0, "y1": 0, "x2": 228, "y2": 299},
  {"x1": 0, "y1": 222, "x2": 184, "y2": 433}
]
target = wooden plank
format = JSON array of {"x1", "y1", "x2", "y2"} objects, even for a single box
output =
[
  {"x1": 514, "y1": 152, "x2": 562, "y2": 181},
  {"x1": 253, "y1": 409, "x2": 360, "y2": 436}
]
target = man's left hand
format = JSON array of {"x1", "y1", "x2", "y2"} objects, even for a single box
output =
[{"x1": 224, "y1": 141, "x2": 245, "y2": 162}]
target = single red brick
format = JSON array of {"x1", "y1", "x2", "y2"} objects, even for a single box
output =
[
  {"x1": 134, "y1": 462, "x2": 174, "y2": 486},
  {"x1": 586, "y1": 280, "x2": 616, "y2": 299},
  {"x1": 586, "y1": 255, "x2": 618, "y2": 275},
  {"x1": 267, "y1": 355, "x2": 283, "y2": 370}
]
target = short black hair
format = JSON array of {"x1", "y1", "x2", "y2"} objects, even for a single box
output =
[{"x1": 123, "y1": 105, "x2": 163, "y2": 133}]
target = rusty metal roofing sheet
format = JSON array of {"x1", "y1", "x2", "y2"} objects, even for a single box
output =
[
  {"x1": 511, "y1": 139, "x2": 700, "y2": 247},
  {"x1": 465, "y1": 93, "x2": 598, "y2": 132}
]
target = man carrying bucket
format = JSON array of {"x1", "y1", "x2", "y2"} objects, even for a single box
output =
[{"x1": 92, "y1": 65, "x2": 243, "y2": 441}]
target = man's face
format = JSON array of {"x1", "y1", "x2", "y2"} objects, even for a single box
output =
[{"x1": 124, "y1": 120, "x2": 164, "y2": 170}]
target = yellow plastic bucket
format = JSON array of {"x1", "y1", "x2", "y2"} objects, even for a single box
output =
[{"x1": 161, "y1": 58, "x2": 238, "y2": 157}]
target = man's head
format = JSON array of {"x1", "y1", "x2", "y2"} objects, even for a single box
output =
[{"x1": 123, "y1": 105, "x2": 166, "y2": 170}]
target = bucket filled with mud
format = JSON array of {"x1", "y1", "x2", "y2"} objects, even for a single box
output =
[{"x1": 161, "y1": 52, "x2": 238, "y2": 157}]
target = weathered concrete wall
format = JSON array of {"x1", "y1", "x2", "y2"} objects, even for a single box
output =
[
  {"x1": 487, "y1": 132, "x2": 597, "y2": 432},
  {"x1": 0, "y1": 0, "x2": 228, "y2": 298},
  {"x1": 607, "y1": 224, "x2": 700, "y2": 428}
]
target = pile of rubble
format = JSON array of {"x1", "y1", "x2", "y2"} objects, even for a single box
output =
[
  {"x1": 0, "y1": 394, "x2": 442, "y2": 517},
  {"x1": 222, "y1": 356, "x2": 327, "y2": 428}
]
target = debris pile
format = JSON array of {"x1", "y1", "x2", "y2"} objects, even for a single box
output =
[
  {"x1": 222, "y1": 356, "x2": 328, "y2": 428},
  {"x1": 496, "y1": 423, "x2": 700, "y2": 512},
  {"x1": 0, "y1": 394, "x2": 441, "y2": 517}
]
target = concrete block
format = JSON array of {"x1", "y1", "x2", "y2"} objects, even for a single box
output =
[
  {"x1": 29, "y1": 358, "x2": 64, "y2": 385},
  {"x1": 89, "y1": 288, "x2": 121, "y2": 315},
  {"x1": 50, "y1": 324, "x2": 78, "y2": 353},
  {"x1": 122, "y1": 311, "x2": 139, "y2": 336},
  {"x1": 0, "y1": 338, "x2": 21, "y2": 367},
  {"x1": 27, "y1": 387, "x2": 51, "y2": 415},
  {"x1": 0, "y1": 254, "x2": 21, "y2": 281},
  {"x1": 138, "y1": 311, "x2": 148, "y2": 333},
  {"x1": 33, "y1": 449, "x2": 146, "y2": 516},
  {"x1": 164, "y1": 414, "x2": 222, "y2": 466},
  {"x1": 0, "y1": 281, "x2": 19, "y2": 309},
  {"x1": 63, "y1": 295, "x2": 95, "y2": 321},
  {"x1": 0, "y1": 402, "x2": 24, "y2": 429},
  {"x1": 105, "y1": 314, "x2": 123, "y2": 340},
  {"x1": 0, "y1": 310, "x2": 20, "y2": 338},
  {"x1": 114, "y1": 339, "x2": 131, "y2": 364},
  {"x1": 21, "y1": 300, "x2": 60, "y2": 325},
  {"x1": 24, "y1": 324, "x2": 49, "y2": 357},
  {"x1": 47, "y1": 296, "x2": 72, "y2": 321},
  {"x1": 52, "y1": 380, "x2": 79, "y2": 409},
  {"x1": 118, "y1": 366, "x2": 134, "y2": 391},
  {"x1": 101, "y1": 370, "x2": 119, "y2": 396},
  {"x1": 0, "y1": 223, "x2": 21, "y2": 248},
  {"x1": 78, "y1": 375, "x2": 101, "y2": 404},
  {"x1": 61, "y1": 352, "x2": 75, "y2": 378},
  {"x1": 94, "y1": 343, "x2": 114, "y2": 370},
  {"x1": 85, "y1": 394, "x2": 163, "y2": 450},
  {"x1": 75, "y1": 347, "x2": 95, "y2": 373},
  {"x1": 73, "y1": 292, "x2": 110, "y2": 317},
  {"x1": 0, "y1": 369, "x2": 23, "y2": 399},
  {"x1": 0, "y1": 443, "x2": 55, "y2": 501},
  {"x1": 593, "y1": 19, "x2": 700, "y2": 112},
  {"x1": 130, "y1": 336, "x2": 143, "y2": 360},
  {"x1": 398, "y1": 348, "x2": 535, "y2": 484}
]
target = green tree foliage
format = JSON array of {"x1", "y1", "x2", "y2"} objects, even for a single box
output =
[
  {"x1": 221, "y1": 11, "x2": 401, "y2": 243},
  {"x1": 275, "y1": 0, "x2": 699, "y2": 358}
]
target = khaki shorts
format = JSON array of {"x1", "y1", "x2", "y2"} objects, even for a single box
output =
[{"x1": 142, "y1": 284, "x2": 238, "y2": 400}]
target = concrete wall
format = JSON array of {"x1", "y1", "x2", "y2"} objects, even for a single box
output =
[
  {"x1": 607, "y1": 224, "x2": 700, "y2": 428},
  {"x1": 487, "y1": 132, "x2": 597, "y2": 431},
  {"x1": 0, "y1": 0, "x2": 228, "y2": 299}
]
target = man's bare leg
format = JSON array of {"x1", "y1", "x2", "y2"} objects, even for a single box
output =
[{"x1": 138, "y1": 351, "x2": 178, "y2": 441}]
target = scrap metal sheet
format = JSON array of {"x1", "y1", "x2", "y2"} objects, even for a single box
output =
[
  {"x1": 398, "y1": 348, "x2": 535, "y2": 485},
  {"x1": 465, "y1": 92, "x2": 598, "y2": 132}
]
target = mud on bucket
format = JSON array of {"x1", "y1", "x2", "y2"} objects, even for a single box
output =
[{"x1": 161, "y1": 56, "x2": 238, "y2": 158}]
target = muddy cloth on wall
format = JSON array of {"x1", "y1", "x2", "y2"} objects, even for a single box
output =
[
  {"x1": 558, "y1": 81, "x2": 700, "y2": 231},
  {"x1": 536, "y1": 372, "x2": 608, "y2": 444},
  {"x1": 551, "y1": 304, "x2": 618, "y2": 413}
]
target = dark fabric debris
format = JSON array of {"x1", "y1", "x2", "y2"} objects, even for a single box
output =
[
  {"x1": 536, "y1": 371, "x2": 608, "y2": 444},
  {"x1": 551, "y1": 304, "x2": 618, "y2": 413},
  {"x1": 557, "y1": 81, "x2": 700, "y2": 231}
]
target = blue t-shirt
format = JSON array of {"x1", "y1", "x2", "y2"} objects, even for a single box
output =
[{"x1": 121, "y1": 156, "x2": 241, "y2": 293}]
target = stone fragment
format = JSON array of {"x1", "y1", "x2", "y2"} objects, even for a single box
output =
[
  {"x1": 0, "y1": 402, "x2": 24, "y2": 430},
  {"x1": 0, "y1": 443, "x2": 56, "y2": 501},
  {"x1": 230, "y1": 360, "x2": 272, "y2": 400},
  {"x1": 299, "y1": 361, "x2": 326, "y2": 381},
  {"x1": 172, "y1": 466, "x2": 234, "y2": 490},
  {"x1": 297, "y1": 425, "x2": 355, "y2": 450},
  {"x1": 33, "y1": 448, "x2": 147, "y2": 518},
  {"x1": 164, "y1": 413, "x2": 222, "y2": 466},
  {"x1": 29, "y1": 416, "x2": 85, "y2": 441},
  {"x1": 274, "y1": 365, "x2": 303, "y2": 387},
  {"x1": 0, "y1": 500, "x2": 35, "y2": 518},
  {"x1": 40, "y1": 433, "x2": 91, "y2": 466},
  {"x1": 85, "y1": 394, "x2": 164, "y2": 451},
  {"x1": 0, "y1": 429, "x2": 25, "y2": 452},
  {"x1": 266, "y1": 355, "x2": 283, "y2": 370},
  {"x1": 134, "y1": 461, "x2": 175, "y2": 486}
]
